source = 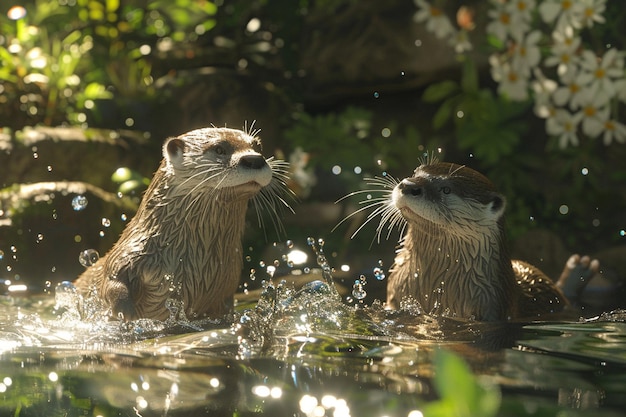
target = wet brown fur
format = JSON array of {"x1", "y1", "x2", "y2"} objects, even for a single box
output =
[
  {"x1": 74, "y1": 127, "x2": 289, "y2": 321},
  {"x1": 386, "y1": 162, "x2": 567, "y2": 320}
]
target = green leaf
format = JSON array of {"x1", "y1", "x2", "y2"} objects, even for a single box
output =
[
  {"x1": 424, "y1": 349, "x2": 501, "y2": 417},
  {"x1": 422, "y1": 81, "x2": 459, "y2": 103},
  {"x1": 432, "y1": 98, "x2": 454, "y2": 131},
  {"x1": 460, "y1": 59, "x2": 478, "y2": 93}
]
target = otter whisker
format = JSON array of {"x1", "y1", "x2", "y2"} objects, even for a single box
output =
[
  {"x1": 252, "y1": 177, "x2": 295, "y2": 239},
  {"x1": 448, "y1": 163, "x2": 466, "y2": 177},
  {"x1": 374, "y1": 204, "x2": 403, "y2": 242},
  {"x1": 331, "y1": 196, "x2": 389, "y2": 233},
  {"x1": 177, "y1": 164, "x2": 223, "y2": 190},
  {"x1": 244, "y1": 120, "x2": 261, "y2": 139},
  {"x1": 333, "y1": 173, "x2": 398, "y2": 238},
  {"x1": 349, "y1": 200, "x2": 396, "y2": 240}
]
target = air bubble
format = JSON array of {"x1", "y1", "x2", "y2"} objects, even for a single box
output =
[
  {"x1": 71, "y1": 195, "x2": 88, "y2": 211},
  {"x1": 78, "y1": 249, "x2": 100, "y2": 267},
  {"x1": 286, "y1": 240, "x2": 294, "y2": 249},
  {"x1": 306, "y1": 237, "x2": 315, "y2": 246},
  {"x1": 101, "y1": 218, "x2": 111, "y2": 227}
]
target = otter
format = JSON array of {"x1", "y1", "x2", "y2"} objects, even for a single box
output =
[
  {"x1": 349, "y1": 160, "x2": 597, "y2": 321},
  {"x1": 74, "y1": 127, "x2": 291, "y2": 321}
]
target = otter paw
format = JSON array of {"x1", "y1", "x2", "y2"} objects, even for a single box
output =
[{"x1": 556, "y1": 254, "x2": 600, "y2": 300}]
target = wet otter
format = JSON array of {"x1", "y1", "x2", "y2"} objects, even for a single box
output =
[
  {"x1": 74, "y1": 127, "x2": 291, "y2": 321},
  {"x1": 350, "y1": 160, "x2": 596, "y2": 321}
]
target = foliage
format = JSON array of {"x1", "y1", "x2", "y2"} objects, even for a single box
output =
[
  {"x1": 284, "y1": 107, "x2": 425, "y2": 197},
  {"x1": 422, "y1": 59, "x2": 531, "y2": 165},
  {"x1": 0, "y1": 0, "x2": 217, "y2": 130},
  {"x1": 424, "y1": 349, "x2": 501, "y2": 417}
]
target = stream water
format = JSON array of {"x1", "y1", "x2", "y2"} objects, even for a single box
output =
[{"x1": 0, "y1": 239, "x2": 625, "y2": 417}]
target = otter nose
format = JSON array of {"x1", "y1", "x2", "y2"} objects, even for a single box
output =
[
  {"x1": 240, "y1": 154, "x2": 267, "y2": 170},
  {"x1": 398, "y1": 180, "x2": 423, "y2": 196}
]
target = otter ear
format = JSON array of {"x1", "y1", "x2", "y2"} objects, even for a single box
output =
[
  {"x1": 164, "y1": 138, "x2": 185, "y2": 168},
  {"x1": 486, "y1": 193, "x2": 506, "y2": 220}
]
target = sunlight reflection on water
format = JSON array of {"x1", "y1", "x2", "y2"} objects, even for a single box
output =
[{"x1": 0, "y1": 239, "x2": 625, "y2": 416}]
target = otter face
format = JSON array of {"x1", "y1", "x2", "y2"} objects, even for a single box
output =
[
  {"x1": 392, "y1": 162, "x2": 506, "y2": 230},
  {"x1": 164, "y1": 127, "x2": 273, "y2": 194}
]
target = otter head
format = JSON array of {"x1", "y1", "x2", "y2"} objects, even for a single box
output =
[
  {"x1": 164, "y1": 127, "x2": 273, "y2": 198},
  {"x1": 392, "y1": 162, "x2": 506, "y2": 234}
]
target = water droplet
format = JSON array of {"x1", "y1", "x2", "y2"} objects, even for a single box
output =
[
  {"x1": 317, "y1": 238, "x2": 325, "y2": 247},
  {"x1": 0, "y1": 250, "x2": 3, "y2": 260},
  {"x1": 78, "y1": 249, "x2": 100, "y2": 267},
  {"x1": 121, "y1": 213, "x2": 128, "y2": 221},
  {"x1": 352, "y1": 282, "x2": 366, "y2": 300},
  {"x1": 373, "y1": 91, "x2": 380, "y2": 98},
  {"x1": 36, "y1": 233, "x2": 44, "y2": 243},
  {"x1": 306, "y1": 237, "x2": 315, "y2": 246},
  {"x1": 373, "y1": 267, "x2": 386, "y2": 281},
  {"x1": 259, "y1": 260, "x2": 266, "y2": 268},
  {"x1": 245, "y1": 255, "x2": 252, "y2": 262},
  {"x1": 101, "y1": 218, "x2": 111, "y2": 227},
  {"x1": 250, "y1": 268, "x2": 256, "y2": 281},
  {"x1": 286, "y1": 240, "x2": 294, "y2": 249},
  {"x1": 47, "y1": 165, "x2": 53, "y2": 172},
  {"x1": 71, "y1": 195, "x2": 88, "y2": 211}
]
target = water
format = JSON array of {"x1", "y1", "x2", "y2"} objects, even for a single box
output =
[{"x1": 0, "y1": 239, "x2": 625, "y2": 417}]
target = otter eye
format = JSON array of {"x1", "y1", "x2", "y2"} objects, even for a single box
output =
[
  {"x1": 440, "y1": 186, "x2": 451, "y2": 194},
  {"x1": 214, "y1": 145, "x2": 225, "y2": 155}
]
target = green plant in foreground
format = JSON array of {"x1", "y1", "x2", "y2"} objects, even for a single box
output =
[{"x1": 424, "y1": 349, "x2": 501, "y2": 417}]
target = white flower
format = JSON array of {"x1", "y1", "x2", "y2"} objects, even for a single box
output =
[
  {"x1": 576, "y1": 48, "x2": 625, "y2": 101},
  {"x1": 552, "y1": 70, "x2": 587, "y2": 109},
  {"x1": 539, "y1": 0, "x2": 584, "y2": 30},
  {"x1": 612, "y1": 79, "x2": 626, "y2": 103},
  {"x1": 546, "y1": 109, "x2": 582, "y2": 147},
  {"x1": 511, "y1": 30, "x2": 542, "y2": 76},
  {"x1": 449, "y1": 29, "x2": 472, "y2": 54},
  {"x1": 576, "y1": 91, "x2": 610, "y2": 138},
  {"x1": 544, "y1": 29, "x2": 581, "y2": 77},
  {"x1": 531, "y1": 69, "x2": 558, "y2": 118},
  {"x1": 601, "y1": 119, "x2": 626, "y2": 145},
  {"x1": 414, "y1": 0, "x2": 456, "y2": 40},
  {"x1": 506, "y1": 0, "x2": 536, "y2": 24},
  {"x1": 580, "y1": 0, "x2": 606, "y2": 28},
  {"x1": 487, "y1": 4, "x2": 530, "y2": 42},
  {"x1": 491, "y1": 56, "x2": 529, "y2": 101}
]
